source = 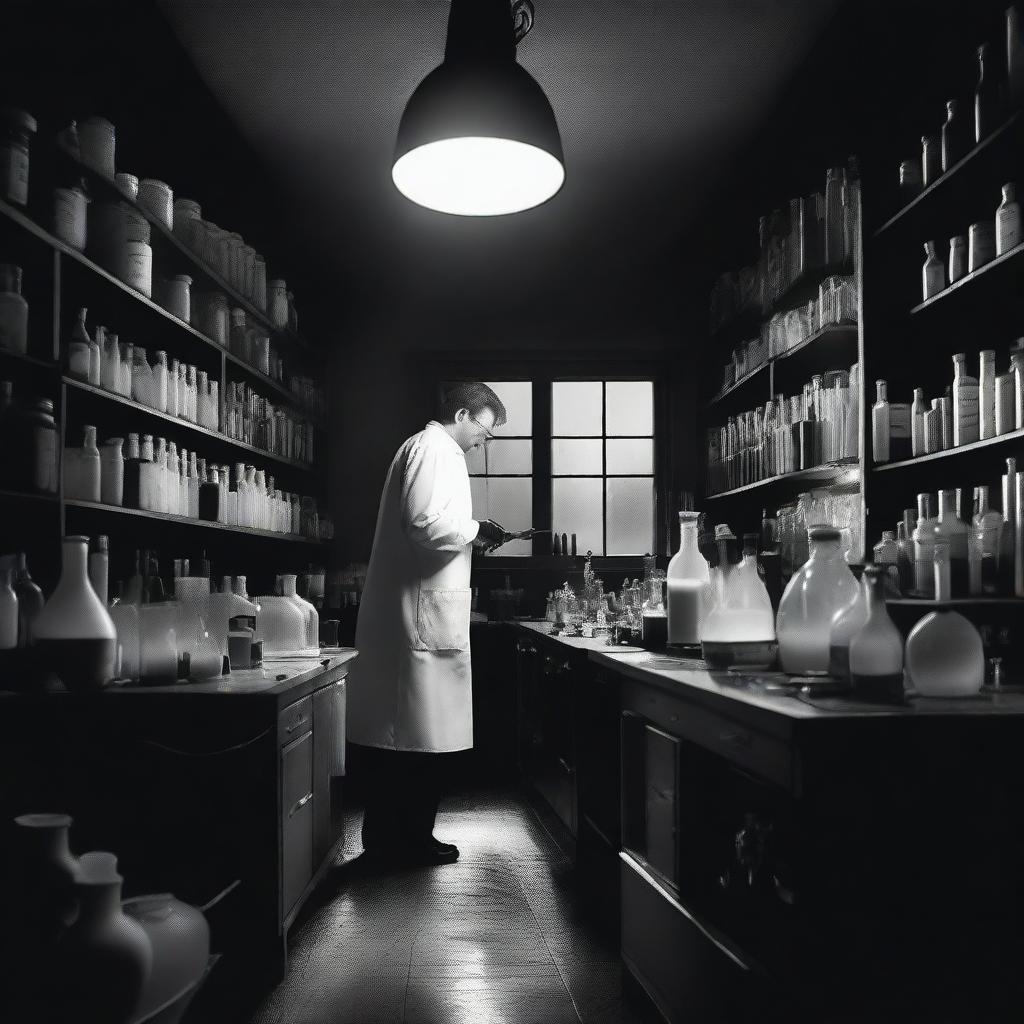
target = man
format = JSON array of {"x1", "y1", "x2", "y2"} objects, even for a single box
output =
[{"x1": 347, "y1": 382, "x2": 509, "y2": 865}]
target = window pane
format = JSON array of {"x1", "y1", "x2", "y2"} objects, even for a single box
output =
[
  {"x1": 606, "y1": 478, "x2": 653, "y2": 555},
  {"x1": 482, "y1": 477, "x2": 533, "y2": 556},
  {"x1": 486, "y1": 381, "x2": 532, "y2": 436},
  {"x1": 552, "y1": 438, "x2": 602, "y2": 475},
  {"x1": 470, "y1": 476, "x2": 486, "y2": 518},
  {"x1": 485, "y1": 439, "x2": 532, "y2": 475},
  {"x1": 606, "y1": 438, "x2": 654, "y2": 474},
  {"x1": 553, "y1": 478, "x2": 604, "y2": 555},
  {"x1": 552, "y1": 381, "x2": 602, "y2": 436},
  {"x1": 465, "y1": 445, "x2": 486, "y2": 475},
  {"x1": 606, "y1": 381, "x2": 653, "y2": 436}
]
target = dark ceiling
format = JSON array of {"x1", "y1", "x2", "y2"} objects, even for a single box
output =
[{"x1": 158, "y1": 0, "x2": 842, "y2": 322}]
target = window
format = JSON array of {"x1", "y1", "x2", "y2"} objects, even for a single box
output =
[
  {"x1": 439, "y1": 365, "x2": 662, "y2": 558},
  {"x1": 551, "y1": 381, "x2": 655, "y2": 555},
  {"x1": 465, "y1": 381, "x2": 534, "y2": 556}
]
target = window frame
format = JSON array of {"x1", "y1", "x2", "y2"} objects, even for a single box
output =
[{"x1": 431, "y1": 354, "x2": 672, "y2": 564}]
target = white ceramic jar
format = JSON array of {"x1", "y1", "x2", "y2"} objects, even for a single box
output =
[
  {"x1": 119, "y1": 241, "x2": 152, "y2": 296},
  {"x1": 53, "y1": 186, "x2": 88, "y2": 250},
  {"x1": 78, "y1": 116, "x2": 116, "y2": 178},
  {"x1": 137, "y1": 179, "x2": 173, "y2": 229}
]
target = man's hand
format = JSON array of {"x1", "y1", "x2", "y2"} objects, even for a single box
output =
[{"x1": 473, "y1": 519, "x2": 509, "y2": 551}]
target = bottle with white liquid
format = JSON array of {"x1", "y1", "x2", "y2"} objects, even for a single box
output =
[
  {"x1": 913, "y1": 492, "x2": 938, "y2": 597},
  {"x1": 979, "y1": 349, "x2": 995, "y2": 439},
  {"x1": 666, "y1": 509, "x2": 711, "y2": 646},
  {"x1": 872, "y1": 380, "x2": 890, "y2": 463},
  {"x1": 952, "y1": 353, "x2": 979, "y2": 445},
  {"x1": 996, "y1": 182, "x2": 1021, "y2": 255}
]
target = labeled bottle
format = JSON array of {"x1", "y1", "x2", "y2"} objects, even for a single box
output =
[
  {"x1": 889, "y1": 398, "x2": 911, "y2": 461},
  {"x1": 849, "y1": 565, "x2": 905, "y2": 704},
  {"x1": 0, "y1": 263, "x2": 29, "y2": 355},
  {"x1": 979, "y1": 349, "x2": 996, "y2": 439},
  {"x1": 922, "y1": 241, "x2": 945, "y2": 300},
  {"x1": 948, "y1": 235, "x2": 967, "y2": 283},
  {"x1": 941, "y1": 99, "x2": 970, "y2": 170},
  {"x1": 913, "y1": 493, "x2": 938, "y2": 597},
  {"x1": 997, "y1": 182, "x2": 1022, "y2": 255},
  {"x1": 975, "y1": 42, "x2": 1002, "y2": 142},
  {"x1": 99, "y1": 436, "x2": 124, "y2": 506},
  {"x1": 666, "y1": 509, "x2": 711, "y2": 645},
  {"x1": 936, "y1": 488, "x2": 969, "y2": 596},
  {"x1": 969, "y1": 220, "x2": 997, "y2": 271},
  {"x1": 776, "y1": 526, "x2": 859, "y2": 675},
  {"x1": 952, "y1": 353, "x2": 979, "y2": 445},
  {"x1": 872, "y1": 380, "x2": 890, "y2": 463},
  {"x1": 68, "y1": 307, "x2": 92, "y2": 380}
]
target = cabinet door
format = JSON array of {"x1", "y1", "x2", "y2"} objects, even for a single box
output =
[
  {"x1": 644, "y1": 725, "x2": 681, "y2": 887},
  {"x1": 515, "y1": 639, "x2": 541, "y2": 775},
  {"x1": 281, "y1": 730, "x2": 313, "y2": 920}
]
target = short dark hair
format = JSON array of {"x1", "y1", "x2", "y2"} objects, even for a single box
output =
[{"x1": 438, "y1": 382, "x2": 508, "y2": 426}]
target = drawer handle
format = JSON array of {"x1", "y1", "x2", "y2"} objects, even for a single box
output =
[
  {"x1": 289, "y1": 792, "x2": 313, "y2": 818},
  {"x1": 285, "y1": 715, "x2": 310, "y2": 734},
  {"x1": 719, "y1": 729, "x2": 752, "y2": 747}
]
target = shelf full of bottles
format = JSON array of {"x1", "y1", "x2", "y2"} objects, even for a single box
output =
[
  {"x1": 860, "y1": 5, "x2": 1024, "y2": 616},
  {"x1": 0, "y1": 186, "x2": 333, "y2": 551}
]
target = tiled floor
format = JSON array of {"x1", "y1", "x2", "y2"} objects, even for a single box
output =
[{"x1": 247, "y1": 787, "x2": 650, "y2": 1024}]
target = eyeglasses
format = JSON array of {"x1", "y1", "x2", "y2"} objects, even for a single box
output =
[{"x1": 469, "y1": 414, "x2": 495, "y2": 440}]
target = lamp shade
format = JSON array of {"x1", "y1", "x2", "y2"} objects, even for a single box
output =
[{"x1": 392, "y1": 0, "x2": 565, "y2": 216}]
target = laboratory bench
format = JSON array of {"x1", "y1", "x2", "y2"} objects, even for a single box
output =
[
  {"x1": 504, "y1": 620, "x2": 1024, "y2": 1023},
  {"x1": 0, "y1": 649, "x2": 357, "y2": 981}
]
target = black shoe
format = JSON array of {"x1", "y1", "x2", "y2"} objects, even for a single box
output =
[{"x1": 429, "y1": 837, "x2": 460, "y2": 859}]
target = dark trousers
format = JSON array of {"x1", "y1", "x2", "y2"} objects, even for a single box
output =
[{"x1": 349, "y1": 742, "x2": 451, "y2": 849}]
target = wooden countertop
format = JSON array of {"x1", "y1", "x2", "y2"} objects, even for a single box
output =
[
  {"x1": 513, "y1": 621, "x2": 1024, "y2": 725},
  {"x1": 1, "y1": 649, "x2": 359, "y2": 711}
]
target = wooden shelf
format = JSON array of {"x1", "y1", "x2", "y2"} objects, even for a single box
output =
[
  {"x1": 772, "y1": 259, "x2": 854, "y2": 316},
  {"x1": 63, "y1": 377, "x2": 316, "y2": 471},
  {"x1": 53, "y1": 148, "x2": 317, "y2": 354},
  {"x1": 873, "y1": 427, "x2": 1024, "y2": 472},
  {"x1": 910, "y1": 240, "x2": 1024, "y2": 314},
  {"x1": 707, "y1": 323, "x2": 858, "y2": 408},
  {"x1": 888, "y1": 597, "x2": 1024, "y2": 607},
  {"x1": 707, "y1": 458, "x2": 860, "y2": 499},
  {"x1": 873, "y1": 111, "x2": 1023, "y2": 238},
  {"x1": 0, "y1": 487, "x2": 59, "y2": 504},
  {"x1": 64, "y1": 499, "x2": 327, "y2": 544}
]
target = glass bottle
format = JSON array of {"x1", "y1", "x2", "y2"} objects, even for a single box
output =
[
  {"x1": 100, "y1": 329, "x2": 119, "y2": 393},
  {"x1": 996, "y1": 182, "x2": 1022, "y2": 255},
  {"x1": 666, "y1": 510, "x2": 712, "y2": 645},
  {"x1": 68, "y1": 307, "x2": 92, "y2": 381},
  {"x1": 31, "y1": 536, "x2": 118, "y2": 690},
  {"x1": 119, "y1": 339, "x2": 133, "y2": 398},
  {"x1": 776, "y1": 526, "x2": 859, "y2": 675},
  {"x1": 123, "y1": 432, "x2": 143, "y2": 509},
  {"x1": 871, "y1": 380, "x2": 890, "y2": 463},
  {"x1": 828, "y1": 568, "x2": 869, "y2": 681},
  {"x1": 0, "y1": 263, "x2": 29, "y2": 355},
  {"x1": 948, "y1": 235, "x2": 967, "y2": 283},
  {"x1": 849, "y1": 565, "x2": 905, "y2": 704},
  {"x1": 64, "y1": 425, "x2": 101, "y2": 503},
  {"x1": 979, "y1": 349, "x2": 996, "y2": 440},
  {"x1": 89, "y1": 535, "x2": 109, "y2": 606},
  {"x1": 975, "y1": 43, "x2": 1002, "y2": 142},
  {"x1": 824, "y1": 167, "x2": 845, "y2": 266},
  {"x1": 913, "y1": 493, "x2": 938, "y2": 597},
  {"x1": 874, "y1": 530, "x2": 898, "y2": 565},
  {"x1": 952, "y1": 352, "x2": 979, "y2": 445},
  {"x1": 896, "y1": 519, "x2": 913, "y2": 594},
  {"x1": 922, "y1": 241, "x2": 945, "y2": 300},
  {"x1": 936, "y1": 488, "x2": 969, "y2": 596},
  {"x1": 911, "y1": 388, "x2": 927, "y2": 456},
  {"x1": 0, "y1": 565, "x2": 17, "y2": 651},
  {"x1": 905, "y1": 569, "x2": 985, "y2": 696},
  {"x1": 921, "y1": 134, "x2": 940, "y2": 187},
  {"x1": 970, "y1": 485, "x2": 1002, "y2": 596},
  {"x1": 1001, "y1": 457, "x2": 1018, "y2": 594},
  {"x1": 1, "y1": 107, "x2": 36, "y2": 206},
  {"x1": 941, "y1": 99, "x2": 970, "y2": 171},
  {"x1": 99, "y1": 437, "x2": 123, "y2": 507},
  {"x1": 87, "y1": 324, "x2": 101, "y2": 386},
  {"x1": 14, "y1": 553, "x2": 44, "y2": 648},
  {"x1": 131, "y1": 346, "x2": 154, "y2": 408},
  {"x1": 153, "y1": 351, "x2": 168, "y2": 413}
]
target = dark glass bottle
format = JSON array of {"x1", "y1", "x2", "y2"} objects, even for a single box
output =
[
  {"x1": 941, "y1": 99, "x2": 971, "y2": 171},
  {"x1": 13, "y1": 552, "x2": 44, "y2": 646},
  {"x1": 975, "y1": 43, "x2": 1003, "y2": 142}
]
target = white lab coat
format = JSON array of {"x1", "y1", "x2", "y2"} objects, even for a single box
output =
[{"x1": 347, "y1": 421, "x2": 480, "y2": 752}]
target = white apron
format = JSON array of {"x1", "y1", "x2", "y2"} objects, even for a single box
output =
[{"x1": 347, "y1": 421, "x2": 480, "y2": 752}]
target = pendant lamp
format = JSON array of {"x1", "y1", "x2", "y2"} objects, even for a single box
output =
[{"x1": 392, "y1": 0, "x2": 565, "y2": 216}]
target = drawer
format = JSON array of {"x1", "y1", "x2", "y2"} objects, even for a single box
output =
[
  {"x1": 278, "y1": 695, "x2": 313, "y2": 746},
  {"x1": 622, "y1": 682, "x2": 794, "y2": 792},
  {"x1": 282, "y1": 730, "x2": 313, "y2": 816},
  {"x1": 282, "y1": 789, "x2": 314, "y2": 920}
]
